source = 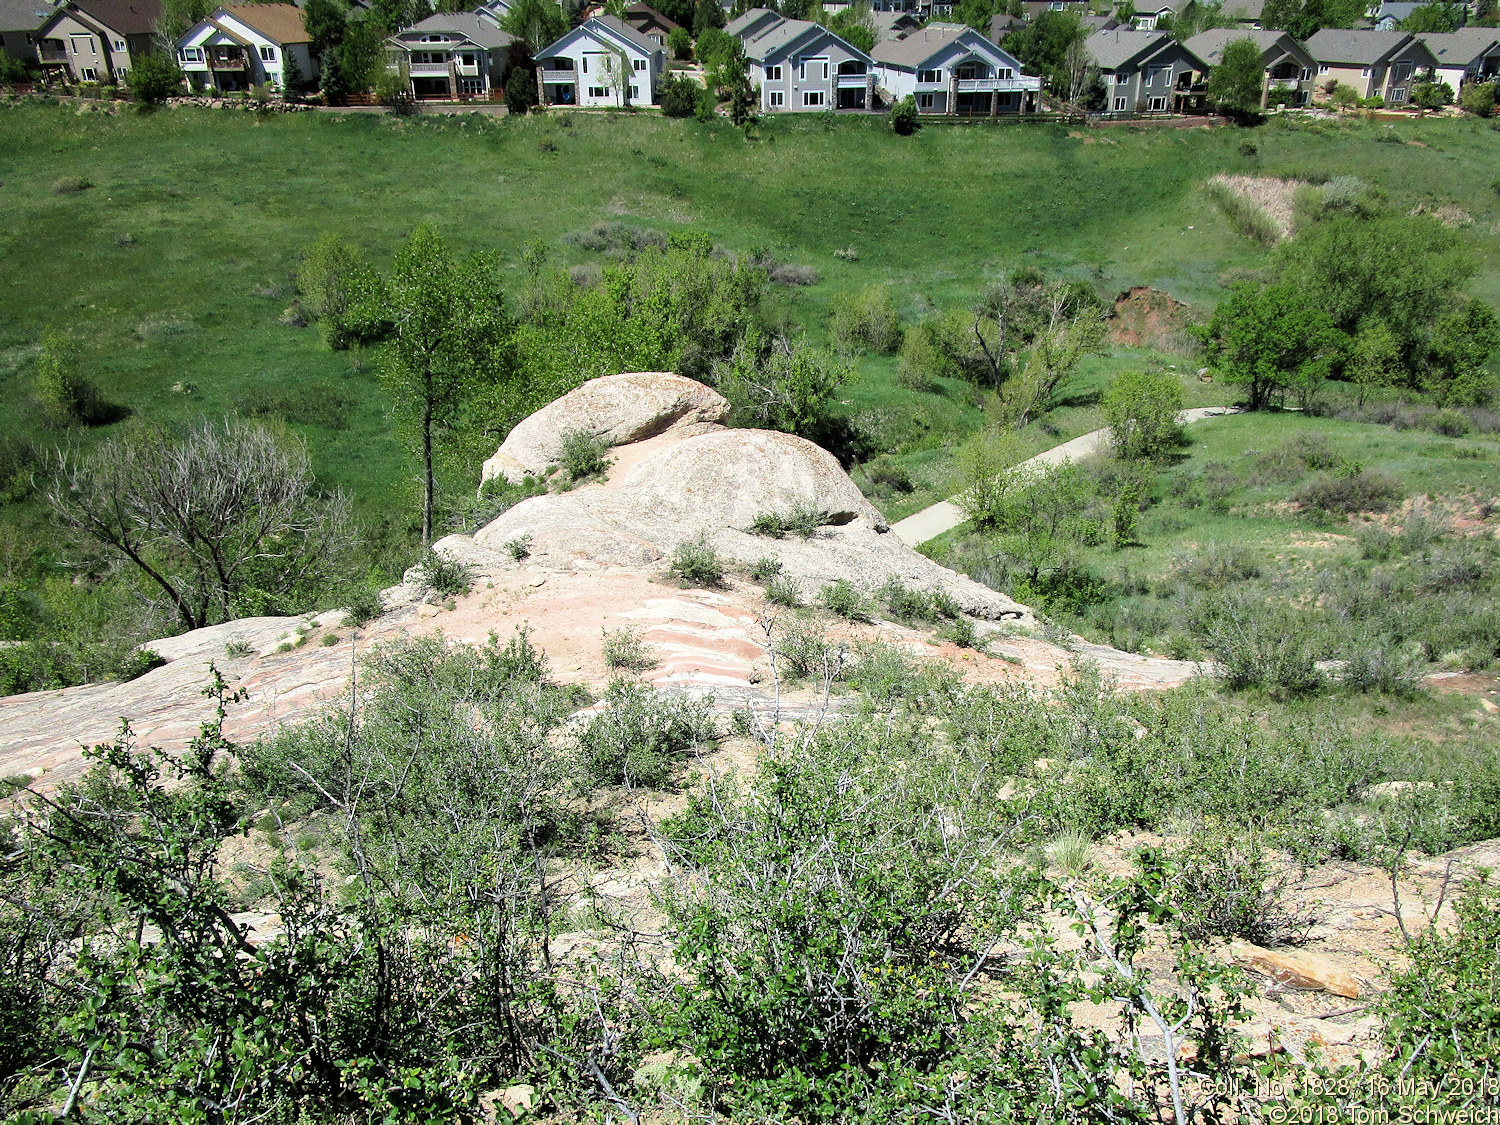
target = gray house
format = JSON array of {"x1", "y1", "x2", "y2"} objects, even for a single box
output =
[
  {"x1": 1417, "y1": 28, "x2": 1500, "y2": 89},
  {"x1": 34, "y1": 0, "x2": 160, "y2": 85},
  {"x1": 1370, "y1": 1, "x2": 1431, "y2": 30},
  {"x1": 1220, "y1": 0, "x2": 1267, "y2": 28},
  {"x1": 536, "y1": 14, "x2": 665, "y2": 107},
  {"x1": 728, "y1": 8, "x2": 877, "y2": 111},
  {"x1": 386, "y1": 12, "x2": 513, "y2": 100},
  {"x1": 1184, "y1": 28, "x2": 1317, "y2": 106},
  {"x1": 872, "y1": 24, "x2": 1040, "y2": 114},
  {"x1": 1085, "y1": 28, "x2": 1208, "y2": 112},
  {"x1": 1, "y1": 0, "x2": 54, "y2": 66}
]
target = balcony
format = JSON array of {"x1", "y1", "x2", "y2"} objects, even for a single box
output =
[
  {"x1": 208, "y1": 54, "x2": 246, "y2": 70},
  {"x1": 541, "y1": 69, "x2": 575, "y2": 82},
  {"x1": 835, "y1": 73, "x2": 867, "y2": 88},
  {"x1": 955, "y1": 76, "x2": 1033, "y2": 92},
  {"x1": 39, "y1": 49, "x2": 68, "y2": 63},
  {"x1": 408, "y1": 61, "x2": 451, "y2": 75}
]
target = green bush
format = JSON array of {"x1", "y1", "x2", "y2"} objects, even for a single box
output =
[
  {"x1": 670, "y1": 533, "x2": 724, "y2": 587},
  {"x1": 33, "y1": 328, "x2": 107, "y2": 427},
  {"x1": 1458, "y1": 80, "x2": 1496, "y2": 117},
  {"x1": 764, "y1": 574, "x2": 801, "y2": 607},
  {"x1": 819, "y1": 578, "x2": 872, "y2": 622},
  {"x1": 557, "y1": 428, "x2": 612, "y2": 482},
  {"x1": 888, "y1": 93, "x2": 919, "y2": 134},
  {"x1": 576, "y1": 678, "x2": 715, "y2": 788},
  {"x1": 1169, "y1": 543, "x2": 1261, "y2": 590},
  {"x1": 413, "y1": 548, "x2": 474, "y2": 598},
  {"x1": 773, "y1": 621, "x2": 847, "y2": 679},
  {"x1": 748, "y1": 502, "x2": 827, "y2": 539},
  {"x1": 895, "y1": 323, "x2": 943, "y2": 390},
  {"x1": 828, "y1": 285, "x2": 901, "y2": 356},
  {"x1": 1164, "y1": 828, "x2": 1313, "y2": 946},
  {"x1": 1295, "y1": 466, "x2": 1403, "y2": 516},
  {"x1": 602, "y1": 625, "x2": 657, "y2": 672},
  {"x1": 658, "y1": 70, "x2": 700, "y2": 117},
  {"x1": 1100, "y1": 370, "x2": 1184, "y2": 461},
  {"x1": 1201, "y1": 593, "x2": 1326, "y2": 696},
  {"x1": 749, "y1": 555, "x2": 780, "y2": 580},
  {"x1": 667, "y1": 26, "x2": 692, "y2": 59}
]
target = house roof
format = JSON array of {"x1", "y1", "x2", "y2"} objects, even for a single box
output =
[
  {"x1": 1304, "y1": 27, "x2": 1414, "y2": 64},
  {"x1": 1078, "y1": 13, "x2": 1120, "y2": 31},
  {"x1": 1416, "y1": 28, "x2": 1500, "y2": 66},
  {"x1": 1183, "y1": 28, "x2": 1306, "y2": 65},
  {"x1": 625, "y1": 2, "x2": 677, "y2": 31},
  {"x1": 1220, "y1": 0, "x2": 1265, "y2": 18},
  {"x1": 724, "y1": 5, "x2": 774, "y2": 36},
  {"x1": 875, "y1": 9, "x2": 921, "y2": 39},
  {"x1": 872, "y1": 25, "x2": 993, "y2": 68},
  {"x1": 221, "y1": 3, "x2": 306, "y2": 44},
  {"x1": 1084, "y1": 27, "x2": 1171, "y2": 69},
  {"x1": 1371, "y1": 1, "x2": 1426, "y2": 21},
  {"x1": 587, "y1": 11, "x2": 658, "y2": 53},
  {"x1": 0, "y1": 0, "x2": 55, "y2": 33},
  {"x1": 397, "y1": 10, "x2": 513, "y2": 49},
  {"x1": 57, "y1": 0, "x2": 161, "y2": 36}
]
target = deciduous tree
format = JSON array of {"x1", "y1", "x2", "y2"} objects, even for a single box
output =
[
  {"x1": 1199, "y1": 282, "x2": 1345, "y2": 410},
  {"x1": 1207, "y1": 37, "x2": 1266, "y2": 117}
]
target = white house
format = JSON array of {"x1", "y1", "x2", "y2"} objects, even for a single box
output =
[
  {"x1": 872, "y1": 23, "x2": 1039, "y2": 114},
  {"x1": 727, "y1": 7, "x2": 877, "y2": 112},
  {"x1": 1416, "y1": 28, "x2": 1500, "y2": 90},
  {"x1": 536, "y1": 14, "x2": 664, "y2": 107},
  {"x1": 177, "y1": 3, "x2": 315, "y2": 92}
]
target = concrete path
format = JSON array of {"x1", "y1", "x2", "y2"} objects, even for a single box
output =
[{"x1": 889, "y1": 407, "x2": 1240, "y2": 546}]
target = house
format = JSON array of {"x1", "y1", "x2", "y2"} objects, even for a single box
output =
[
  {"x1": 1304, "y1": 28, "x2": 1438, "y2": 102},
  {"x1": 1131, "y1": 0, "x2": 1187, "y2": 30},
  {"x1": 1085, "y1": 27, "x2": 1207, "y2": 112},
  {"x1": 385, "y1": 12, "x2": 512, "y2": 100},
  {"x1": 1018, "y1": 0, "x2": 1091, "y2": 16},
  {"x1": 474, "y1": 0, "x2": 512, "y2": 24},
  {"x1": 1220, "y1": 0, "x2": 1266, "y2": 28},
  {"x1": 872, "y1": 8, "x2": 924, "y2": 39},
  {"x1": 872, "y1": 23, "x2": 1040, "y2": 113},
  {"x1": 34, "y1": 0, "x2": 160, "y2": 85},
  {"x1": 621, "y1": 3, "x2": 678, "y2": 46},
  {"x1": 536, "y1": 14, "x2": 664, "y2": 107},
  {"x1": 1416, "y1": 27, "x2": 1500, "y2": 88},
  {"x1": 1184, "y1": 28, "x2": 1317, "y2": 105},
  {"x1": 728, "y1": 8, "x2": 878, "y2": 111},
  {"x1": 1370, "y1": 1, "x2": 1434, "y2": 29},
  {"x1": 987, "y1": 12, "x2": 1025, "y2": 41},
  {"x1": 1, "y1": 0, "x2": 55, "y2": 66},
  {"x1": 176, "y1": 4, "x2": 314, "y2": 92}
]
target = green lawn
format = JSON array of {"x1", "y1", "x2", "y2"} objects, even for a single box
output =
[{"x1": 2, "y1": 103, "x2": 1499, "y2": 544}]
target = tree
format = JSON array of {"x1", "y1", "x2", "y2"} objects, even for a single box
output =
[
  {"x1": 375, "y1": 226, "x2": 515, "y2": 544},
  {"x1": 1101, "y1": 370, "x2": 1185, "y2": 461},
  {"x1": 1199, "y1": 282, "x2": 1345, "y2": 410},
  {"x1": 1000, "y1": 297, "x2": 1108, "y2": 426},
  {"x1": 889, "y1": 93, "x2": 919, "y2": 134},
  {"x1": 303, "y1": 0, "x2": 348, "y2": 65},
  {"x1": 827, "y1": 2, "x2": 876, "y2": 54},
  {"x1": 1207, "y1": 37, "x2": 1266, "y2": 117},
  {"x1": 659, "y1": 70, "x2": 701, "y2": 116},
  {"x1": 667, "y1": 25, "x2": 692, "y2": 59},
  {"x1": 1063, "y1": 35, "x2": 1096, "y2": 105},
  {"x1": 709, "y1": 329, "x2": 852, "y2": 436},
  {"x1": 1003, "y1": 11, "x2": 1085, "y2": 93},
  {"x1": 48, "y1": 419, "x2": 351, "y2": 632},
  {"x1": 501, "y1": 0, "x2": 567, "y2": 52},
  {"x1": 1348, "y1": 319, "x2": 1401, "y2": 407},
  {"x1": 33, "y1": 329, "x2": 105, "y2": 427},
  {"x1": 504, "y1": 40, "x2": 538, "y2": 112},
  {"x1": 692, "y1": 0, "x2": 726, "y2": 36},
  {"x1": 130, "y1": 52, "x2": 183, "y2": 104},
  {"x1": 709, "y1": 37, "x2": 755, "y2": 124},
  {"x1": 1401, "y1": 1, "x2": 1463, "y2": 31},
  {"x1": 1426, "y1": 299, "x2": 1500, "y2": 407}
]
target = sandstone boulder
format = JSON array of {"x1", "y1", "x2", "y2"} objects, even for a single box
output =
[
  {"x1": 480, "y1": 372, "x2": 731, "y2": 484},
  {"x1": 1229, "y1": 942, "x2": 1360, "y2": 999}
]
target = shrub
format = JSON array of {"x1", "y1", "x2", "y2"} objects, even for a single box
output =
[
  {"x1": 819, "y1": 578, "x2": 872, "y2": 622},
  {"x1": 1164, "y1": 829, "x2": 1313, "y2": 947},
  {"x1": 1458, "y1": 80, "x2": 1496, "y2": 118},
  {"x1": 889, "y1": 93, "x2": 919, "y2": 134},
  {"x1": 557, "y1": 428, "x2": 612, "y2": 482},
  {"x1": 33, "y1": 328, "x2": 106, "y2": 427},
  {"x1": 895, "y1": 323, "x2": 943, "y2": 390},
  {"x1": 773, "y1": 621, "x2": 847, "y2": 679},
  {"x1": 577, "y1": 678, "x2": 715, "y2": 788},
  {"x1": 1340, "y1": 629, "x2": 1425, "y2": 697},
  {"x1": 1295, "y1": 466, "x2": 1403, "y2": 516},
  {"x1": 937, "y1": 615, "x2": 983, "y2": 650},
  {"x1": 1048, "y1": 829, "x2": 1093, "y2": 876},
  {"x1": 131, "y1": 52, "x2": 184, "y2": 105},
  {"x1": 671, "y1": 534, "x2": 724, "y2": 587},
  {"x1": 828, "y1": 285, "x2": 901, "y2": 356},
  {"x1": 658, "y1": 70, "x2": 700, "y2": 117},
  {"x1": 115, "y1": 647, "x2": 166, "y2": 681},
  {"x1": 749, "y1": 556, "x2": 780, "y2": 580},
  {"x1": 1202, "y1": 593, "x2": 1326, "y2": 696},
  {"x1": 764, "y1": 575, "x2": 801, "y2": 607},
  {"x1": 1100, "y1": 370, "x2": 1184, "y2": 461},
  {"x1": 879, "y1": 578, "x2": 938, "y2": 623},
  {"x1": 602, "y1": 625, "x2": 657, "y2": 673},
  {"x1": 505, "y1": 534, "x2": 531, "y2": 561},
  {"x1": 504, "y1": 59, "x2": 538, "y2": 114},
  {"x1": 342, "y1": 585, "x2": 384, "y2": 627},
  {"x1": 52, "y1": 175, "x2": 93, "y2": 194},
  {"x1": 667, "y1": 25, "x2": 692, "y2": 59},
  {"x1": 1426, "y1": 407, "x2": 1472, "y2": 437},
  {"x1": 413, "y1": 548, "x2": 474, "y2": 598},
  {"x1": 1169, "y1": 543, "x2": 1261, "y2": 590}
]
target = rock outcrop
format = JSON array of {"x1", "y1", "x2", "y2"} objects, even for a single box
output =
[
  {"x1": 480, "y1": 372, "x2": 731, "y2": 484},
  {"x1": 469, "y1": 374, "x2": 1032, "y2": 622}
]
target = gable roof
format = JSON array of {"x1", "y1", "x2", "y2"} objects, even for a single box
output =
[
  {"x1": 0, "y1": 0, "x2": 55, "y2": 33},
  {"x1": 872, "y1": 24, "x2": 1012, "y2": 68},
  {"x1": 220, "y1": 3, "x2": 305, "y2": 44},
  {"x1": 540, "y1": 13, "x2": 659, "y2": 56},
  {"x1": 47, "y1": 0, "x2": 161, "y2": 36},
  {"x1": 1078, "y1": 14, "x2": 1121, "y2": 31},
  {"x1": 396, "y1": 10, "x2": 512, "y2": 49},
  {"x1": 1219, "y1": 0, "x2": 1265, "y2": 18},
  {"x1": 1183, "y1": 28, "x2": 1308, "y2": 65},
  {"x1": 588, "y1": 11, "x2": 658, "y2": 52},
  {"x1": 1084, "y1": 27, "x2": 1173, "y2": 69},
  {"x1": 1371, "y1": 1, "x2": 1426, "y2": 21},
  {"x1": 1416, "y1": 27, "x2": 1500, "y2": 66},
  {"x1": 1304, "y1": 27, "x2": 1418, "y2": 63},
  {"x1": 625, "y1": 2, "x2": 677, "y2": 30},
  {"x1": 725, "y1": 5, "x2": 776, "y2": 36}
]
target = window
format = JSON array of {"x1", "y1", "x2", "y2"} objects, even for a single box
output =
[
  {"x1": 117, "y1": 67, "x2": 128, "y2": 81},
  {"x1": 769, "y1": 89, "x2": 784, "y2": 105},
  {"x1": 1388, "y1": 85, "x2": 1406, "y2": 102},
  {"x1": 802, "y1": 88, "x2": 824, "y2": 106},
  {"x1": 997, "y1": 91, "x2": 1014, "y2": 106},
  {"x1": 629, "y1": 84, "x2": 639, "y2": 98},
  {"x1": 797, "y1": 60, "x2": 805, "y2": 79},
  {"x1": 918, "y1": 92, "x2": 934, "y2": 108},
  {"x1": 1319, "y1": 64, "x2": 1329, "y2": 73},
  {"x1": 1360, "y1": 67, "x2": 1370, "y2": 76},
  {"x1": 582, "y1": 55, "x2": 589, "y2": 72},
  {"x1": 1113, "y1": 95, "x2": 1126, "y2": 110},
  {"x1": 917, "y1": 68, "x2": 939, "y2": 82},
  {"x1": 1148, "y1": 95, "x2": 1166, "y2": 110},
  {"x1": 461, "y1": 76, "x2": 484, "y2": 94},
  {"x1": 80, "y1": 66, "x2": 97, "y2": 80},
  {"x1": 181, "y1": 46, "x2": 202, "y2": 61},
  {"x1": 633, "y1": 57, "x2": 646, "y2": 71},
  {"x1": 767, "y1": 64, "x2": 781, "y2": 79},
  {"x1": 113, "y1": 38, "x2": 125, "y2": 51},
  {"x1": 837, "y1": 60, "x2": 865, "y2": 75},
  {"x1": 461, "y1": 52, "x2": 476, "y2": 66},
  {"x1": 259, "y1": 45, "x2": 275, "y2": 61},
  {"x1": 266, "y1": 70, "x2": 278, "y2": 85},
  {"x1": 1147, "y1": 66, "x2": 1168, "y2": 86},
  {"x1": 822, "y1": 60, "x2": 828, "y2": 79},
  {"x1": 1299, "y1": 67, "x2": 1311, "y2": 81},
  {"x1": 997, "y1": 66, "x2": 1012, "y2": 80},
  {"x1": 588, "y1": 85, "x2": 607, "y2": 97}
]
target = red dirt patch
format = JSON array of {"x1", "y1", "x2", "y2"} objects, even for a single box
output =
[{"x1": 1108, "y1": 286, "x2": 1196, "y2": 351}]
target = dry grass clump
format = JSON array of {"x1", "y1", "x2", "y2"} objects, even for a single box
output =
[{"x1": 1205, "y1": 174, "x2": 1303, "y2": 242}]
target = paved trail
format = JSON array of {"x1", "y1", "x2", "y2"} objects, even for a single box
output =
[{"x1": 890, "y1": 407, "x2": 1240, "y2": 546}]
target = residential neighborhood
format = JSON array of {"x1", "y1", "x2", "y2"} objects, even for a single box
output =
[{"x1": 0, "y1": 0, "x2": 1496, "y2": 119}]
